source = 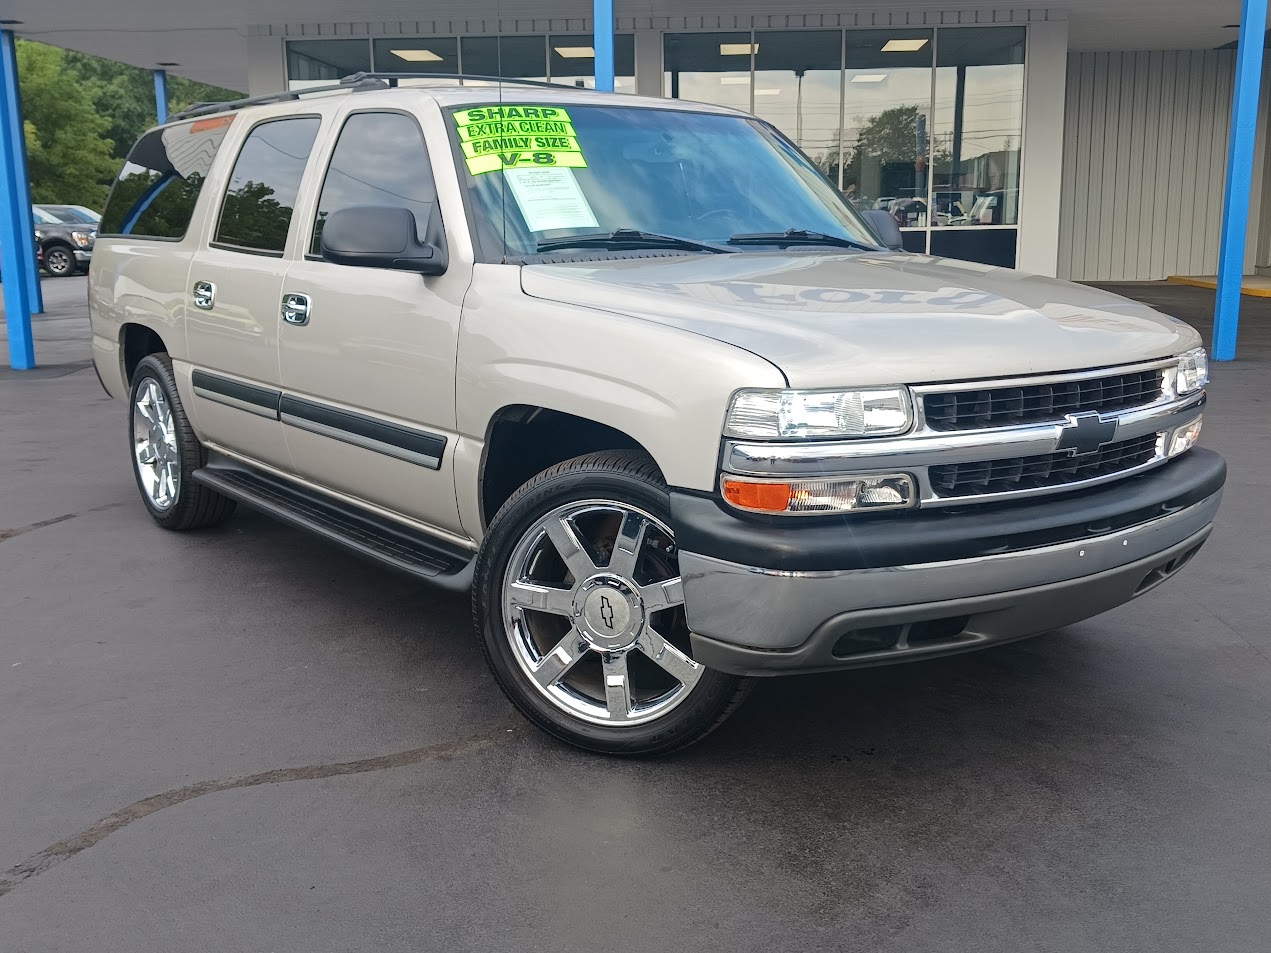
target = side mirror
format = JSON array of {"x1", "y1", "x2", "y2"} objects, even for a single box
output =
[
  {"x1": 320, "y1": 205, "x2": 448, "y2": 275},
  {"x1": 860, "y1": 209, "x2": 904, "y2": 251}
]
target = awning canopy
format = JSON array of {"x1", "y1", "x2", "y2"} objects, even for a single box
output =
[{"x1": 0, "y1": 0, "x2": 1251, "y2": 91}]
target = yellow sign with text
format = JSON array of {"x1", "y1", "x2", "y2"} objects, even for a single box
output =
[{"x1": 453, "y1": 105, "x2": 587, "y2": 175}]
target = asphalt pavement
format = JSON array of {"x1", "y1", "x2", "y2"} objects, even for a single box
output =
[{"x1": 1, "y1": 277, "x2": 1269, "y2": 952}]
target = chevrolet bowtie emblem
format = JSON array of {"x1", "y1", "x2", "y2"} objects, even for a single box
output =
[{"x1": 1056, "y1": 411, "x2": 1119, "y2": 456}]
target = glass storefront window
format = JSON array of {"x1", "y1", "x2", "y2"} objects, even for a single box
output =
[
  {"x1": 286, "y1": 40, "x2": 371, "y2": 90},
  {"x1": 372, "y1": 37, "x2": 460, "y2": 84},
  {"x1": 751, "y1": 32, "x2": 842, "y2": 184},
  {"x1": 281, "y1": 26, "x2": 1029, "y2": 268},
  {"x1": 662, "y1": 32, "x2": 753, "y2": 111},
  {"x1": 460, "y1": 36, "x2": 548, "y2": 84},
  {"x1": 933, "y1": 27, "x2": 1025, "y2": 227},
  {"x1": 841, "y1": 29, "x2": 934, "y2": 228},
  {"x1": 549, "y1": 35, "x2": 636, "y2": 92}
]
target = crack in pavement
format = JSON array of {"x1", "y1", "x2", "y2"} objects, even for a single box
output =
[
  {"x1": 0, "y1": 502, "x2": 123, "y2": 543},
  {"x1": 0, "y1": 727, "x2": 513, "y2": 899}
]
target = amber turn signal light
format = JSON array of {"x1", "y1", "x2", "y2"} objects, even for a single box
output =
[{"x1": 722, "y1": 479, "x2": 793, "y2": 513}]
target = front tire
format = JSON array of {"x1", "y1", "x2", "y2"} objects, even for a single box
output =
[
  {"x1": 128, "y1": 353, "x2": 236, "y2": 530},
  {"x1": 474, "y1": 450, "x2": 751, "y2": 755},
  {"x1": 42, "y1": 243, "x2": 75, "y2": 277}
]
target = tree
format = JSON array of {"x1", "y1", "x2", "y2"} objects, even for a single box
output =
[
  {"x1": 854, "y1": 105, "x2": 925, "y2": 166},
  {"x1": 62, "y1": 50, "x2": 241, "y2": 162},
  {"x1": 16, "y1": 41, "x2": 118, "y2": 206},
  {"x1": 15, "y1": 39, "x2": 244, "y2": 209},
  {"x1": 829, "y1": 106, "x2": 952, "y2": 203}
]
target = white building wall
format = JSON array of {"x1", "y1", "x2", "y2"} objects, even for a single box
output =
[
  {"x1": 1057, "y1": 49, "x2": 1236, "y2": 282},
  {"x1": 246, "y1": 34, "x2": 286, "y2": 95},
  {"x1": 1017, "y1": 19, "x2": 1068, "y2": 276}
]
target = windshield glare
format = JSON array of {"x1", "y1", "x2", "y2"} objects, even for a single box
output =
[{"x1": 453, "y1": 104, "x2": 878, "y2": 260}]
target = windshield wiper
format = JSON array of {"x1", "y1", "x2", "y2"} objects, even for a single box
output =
[
  {"x1": 536, "y1": 229, "x2": 735, "y2": 254},
  {"x1": 727, "y1": 228, "x2": 876, "y2": 251}
]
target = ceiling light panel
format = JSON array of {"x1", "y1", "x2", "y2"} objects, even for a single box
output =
[
  {"x1": 392, "y1": 49, "x2": 443, "y2": 62},
  {"x1": 881, "y1": 38, "x2": 929, "y2": 52}
]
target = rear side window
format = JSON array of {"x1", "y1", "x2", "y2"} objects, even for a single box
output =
[
  {"x1": 310, "y1": 111, "x2": 437, "y2": 255},
  {"x1": 214, "y1": 116, "x2": 321, "y2": 255},
  {"x1": 99, "y1": 116, "x2": 234, "y2": 239}
]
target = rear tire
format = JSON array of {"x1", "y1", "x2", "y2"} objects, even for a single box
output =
[
  {"x1": 473, "y1": 450, "x2": 751, "y2": 755},
  {"x1": 128, "y1": 353, "x2": 236, "y2": 530}
]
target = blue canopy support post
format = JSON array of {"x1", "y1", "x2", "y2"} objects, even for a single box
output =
[
  {"x1": 0, "y1": 28, "x2": 38, "y2": 369},
  {"x1": 593, "y1": 0, "x2": 615, "y2": 92},
  {"x1": 1213, "y1": 0, "x2": 1268, "y2": 361},
  {"x1": 3, "y1": 32, "x2": 41, "y2": 317},
  {"x1": 153, "y1": 68, "x2": 168, "y2": 124}
]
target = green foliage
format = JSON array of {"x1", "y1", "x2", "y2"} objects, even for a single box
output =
[
  {"x1": 16, "y1": 41, "x2": 118, "y2": 207},
  {"x1": 101, "y1": 170, "x2": 207, "y2": 239},
  {"x1": 16, "y1": 38, "x2": 242, "y2": 208},
  {"x1": 217, "y1": 181, "x2": 294, "y2": 251}
]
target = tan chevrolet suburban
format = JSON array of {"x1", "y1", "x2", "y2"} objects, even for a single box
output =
[{"x1": 89, "y1": 76, "x2": 1225, "y2": 754}]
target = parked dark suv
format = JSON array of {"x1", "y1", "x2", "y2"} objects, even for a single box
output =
[{"x1": 32, "y1": 205, "x2": 95, "y2": 277}]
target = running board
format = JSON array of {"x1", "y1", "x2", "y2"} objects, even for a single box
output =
[{"x1": 192, "y1": 460, "x2": 476, "y2": 591}]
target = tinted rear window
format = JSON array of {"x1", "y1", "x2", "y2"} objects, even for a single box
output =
[
  {"x1": 214, "y1": 116, "x2": 321, "y2": 255},
  {"x1": 99, "y1": 116, "x2": 235, "y2": 239}
]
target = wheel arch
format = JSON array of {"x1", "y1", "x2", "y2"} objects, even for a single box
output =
[
  {"x1": 478, "y1": 405, "x2": 659, "y2": 529},
  {"x1": 120, "y1": 323, "x2": 168, "y2": 385}
]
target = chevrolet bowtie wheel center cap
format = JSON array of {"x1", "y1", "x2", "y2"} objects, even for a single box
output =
[{"x1": 577, "y1": 576, "x2": 643, "y2": 651}]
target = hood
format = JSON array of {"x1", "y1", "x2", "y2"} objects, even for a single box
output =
[{"x1": 520, "y1": 252, "x2": 1199, "y2": 388}]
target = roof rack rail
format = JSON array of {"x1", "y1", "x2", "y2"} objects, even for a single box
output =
[
  {"x1": 169, "y1": 76, "x2": 389, "y2": 122},
  {"x1": 339, "y1": 71, "x2": 575, "y2": 90},
  {"x1": 169, "y1": 71, "x2": 582, "y2": 122}
]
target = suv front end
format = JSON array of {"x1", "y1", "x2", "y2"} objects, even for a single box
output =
[{"x1": 674, "y1": 348, "x2": 1225, "y2": 675}]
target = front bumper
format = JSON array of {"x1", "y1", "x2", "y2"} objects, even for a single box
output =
[
  {"x1": 674, "y1": 449, "x2": 1226, "y2": 675},
  {"x1": 73, "y1": 248, "x2": 93, "y2": 264}
]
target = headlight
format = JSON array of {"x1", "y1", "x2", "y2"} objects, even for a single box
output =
[
  {"x1": 1177, "y1": 347, "x2": 1208, "y2": 395},
  {"x1": 725, "y1": 388, "x2": 912, "y2": 439},
  {"x1": 721, "y1": 474, "x2": 916, "y2": 515},
  {"x1": 71, "y1": 230, "x2": 93, "y2": 248}
]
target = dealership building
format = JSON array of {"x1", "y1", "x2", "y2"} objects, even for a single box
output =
[{"x1": 0, "y1": 0, "x2": 1267, "y2": 365}]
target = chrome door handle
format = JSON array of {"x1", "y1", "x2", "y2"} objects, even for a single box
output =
[
  {"x1": 282, "y1": 292, "x2": 311, "y2": 326},
  {"x1": 192, "y1": 280, "x2": 216, "y2": 310}
]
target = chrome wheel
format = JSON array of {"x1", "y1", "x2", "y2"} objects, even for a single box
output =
[
  {"x1": 501, "y1": 500, "x2": 703, "y2": 727},
  {"x1": 131, "y1": 377, "x2": 180, "y2": 510}
]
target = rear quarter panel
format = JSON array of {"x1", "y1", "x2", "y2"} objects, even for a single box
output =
[{"x1": 89, "y1": 240, "x2": 196, "y2": 397}]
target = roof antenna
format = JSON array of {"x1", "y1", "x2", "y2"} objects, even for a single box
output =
[{"x1": 497, "y1": 9, "x2": 509, "y2": 264}]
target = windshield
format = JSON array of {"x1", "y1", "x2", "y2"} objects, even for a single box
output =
[
  {"x1": 31, "y1": 207, "x2": 61, "y2": 225},
  {"x1": 451, "y1": 103, "x2": 878, "y2": 261}
]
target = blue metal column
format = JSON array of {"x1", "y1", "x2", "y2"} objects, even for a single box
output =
[
  {"x1": 0, "y1": 29, "x2": 39, "y2": 369},
  {"x1": 594, "y1": 0, "x2": 615, "y2": 92},
  {"x1": 4, "y1": 32, "x2": 41, "y2": 318},
  {"x1": 153, "y1": 68, "x2": 168, "y2": 124},
  {"x1": 1213, "y1": 0, "x2": 1268, "y2": 361}
]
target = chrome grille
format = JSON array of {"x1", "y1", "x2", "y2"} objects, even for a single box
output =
[
  {"x1": 923, "y1": 370, "x2": 1164, "y2": 432},
  {"x1": 928, "y1": 433, "x2": 1161, "y2": 498}
]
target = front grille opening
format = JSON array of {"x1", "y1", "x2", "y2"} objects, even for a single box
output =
[
  {"x1": 832, "y1": 617, "x2": 971, "y2": 657},
  {"x1": 1134, "y1": 543, "x2": 1204, "y2": 595},
  {"x1": 929, "y1": 432, "x2": 1160, "y2": 498},
  {"x1": 924, "y1": 370, "x2": 1163, "y2": 431}
]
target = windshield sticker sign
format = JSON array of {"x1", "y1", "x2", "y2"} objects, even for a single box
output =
[
  {"x1": 453, "y1": 105, "x2": 587, "y2": 175},
  {"x1": 504, "y1": 167, "x2": 599, "y2": 232}
]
